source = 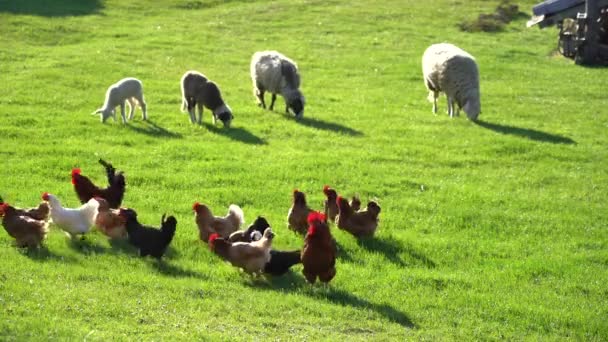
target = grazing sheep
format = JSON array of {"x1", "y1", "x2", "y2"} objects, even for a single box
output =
[
  {"x1": 422, "y1": 43, "x2": 480, "y2": 120},
  {"x1": 92, "y1": 78, "x2": 147, "y2": 123},
  {"x1": 250, "y1": 51, "x2": 305, "y2": 119},
  {"x1": 180, "y1": 71, "x2": 233, "y2": 128}
]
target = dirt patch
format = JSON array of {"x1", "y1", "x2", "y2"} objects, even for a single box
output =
[{"x1": 459, "y1": 1, "x2": 523, "y2": 32}]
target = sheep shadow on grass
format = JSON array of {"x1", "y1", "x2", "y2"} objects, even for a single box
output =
[
  {"x1": 297, "y1": 116, "x2": 364, "y2": 137},
  {"x1": 0, "y1": 0, "x2": 103, "y2": 17},
  {"x1": 245, "y1": 277, "x2": 416, "y2": 328},
  {"x1": 203, "y1": 123, "x2": 266, "y2": 145},
  {"x1": 126, "y1": 119, "x2": 183, "y2": 139},
  {"x1": 474, "y1": 120, "x2": 576, "y2": 145},
  {"x1": 357, "y1": 237, "x2": 436, "y2": 268}
]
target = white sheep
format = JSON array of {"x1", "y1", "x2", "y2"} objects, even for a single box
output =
[
  {"x1": 92, "y1": 77, "x2": 147, "y2": 123},
  {"x1": 422, "y1": 43, "x2": 480, "y2": 120},
  {"x1": 180, "y1": 71, "x2": 233, "y2": 128},
  {"x1": 250, "y1": 51, "x2": 305, "y2": 119}
]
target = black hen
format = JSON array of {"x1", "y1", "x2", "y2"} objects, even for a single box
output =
[
  {"x1": 228, "y1": 216, "x2": 270, "y2": 243},
  {"x1": 264, "y1": 249, "x2": 302, "y2": 276},
  {"x1": 120, "y1": 208, "x2": 177, "y2": 259}
]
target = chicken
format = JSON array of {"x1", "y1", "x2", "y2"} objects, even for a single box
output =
[
  {"x1": 119, "y1": 208, "x2": 177, "y2": 259},
  {"x1": 208, "y1": 228, "x2": 275, "y2": 274},
  {"x1": 349, "y1": 196, "x2": 361, "y2": 212},
  {"x1": 336, "y1": 196, "x2": 381, "y2": 238},
  {"x1": 301, "y1": 211, "x2": 336, "y2": 284},
  {"x1": 71, "y1": 159, "x2": 126, "y2": 209},
  {"x1": 42, "y1": 192, "x2": 98, "y2": 238},
  {"x1": 0, "y1": 196, "x2": 50, "y2": 221},
  {"x1": 193, "y1": 202, "x2": 244, "y2": 242},
  {"x1": 323, "y1": 186, "x2": 362, "y2": 223},
  {"x1": 94, "y1": 197, "x2": 127, "y2": 239},
  {"x1": 323, "y1": 185, "x2": 339, "y2": 222},
  {"x1": 264, "y1": 249, "x2": 302, "y2": 276},
  {"x1": 228, "y1": 216, "x2": 270, "y2": 243},
  {"x1": 287, "y1": 189, "x2": 313, "y2": 234},
  {"x1": 0, "y1": 203, "x2": 49, "y2": 248}
]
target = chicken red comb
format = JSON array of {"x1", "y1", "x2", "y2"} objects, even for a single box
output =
[
  {"x1": 192, "y1": 202, "x2": 200, "y2": 211},
  {"x1": 0, "y1": 203, "x2": 8, "y2": 214},
  {"x1": 293, "y1": 189, "x2": 299, "y2": 194},
  {"x1": 42, "y1": 192, "x2": 50, "y2": 201},
  {"x1": 71, "y1": 168, "x2": 81, "y2": 185},
  {"x1": 208, "y1": 233, "x2": 220, "y2": 243},
  {"x1": 307, "y1": 211, "x2": 326, "y2": 225},
  {"x1": 323, "y1": 185, "x2": 331, "y2": 194}
]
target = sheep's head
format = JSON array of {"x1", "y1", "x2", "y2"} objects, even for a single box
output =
[
  {"x1": 93, "y1": 108, "x2": 115, "y2": 123},
  {"x1": 463, "y1": 97, "x2": 480, "y2": 121},
  {"x1": 217, "y1": 111, "x2": 233, "y2": 128},
  {"x1": 288, "y1": 95, "x2": 305, "y2": 119}
]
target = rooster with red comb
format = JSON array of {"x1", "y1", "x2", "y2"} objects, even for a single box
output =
[{"x1": 301, "y1": 211, "x2": 336, "y2": 284}]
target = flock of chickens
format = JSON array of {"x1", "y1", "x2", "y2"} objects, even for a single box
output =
[{"x1": 0, "y1": 159, "x2": 382, "y2": 284}]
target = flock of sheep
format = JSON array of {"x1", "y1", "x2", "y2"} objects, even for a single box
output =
[
  {"x1": 92, "y1": 50, "x2": 306, "y2": 127},
  {"x1": 91, "y1": 43, "x2": 481, "y2": 126}
]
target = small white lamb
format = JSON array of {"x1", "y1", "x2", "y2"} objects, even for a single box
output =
[
  {"x1": 250, "y1": 51, "x2": 305, "y2": 119},
  {"x1": 422, "y1": 43, "x2": 480, "y2": 120},
  {"x1": 92, "y1": 77, "x2": 147, "y2": 123},
  {"x1": 180, "y1": 71, "x2": 233, "y2": 128}
]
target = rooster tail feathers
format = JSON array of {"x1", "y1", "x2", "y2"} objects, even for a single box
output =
[
  {"x1": 99, "y1": 159, "x2": 116, "y2": 183},
  {"x1": 228, "y1": 204, "x2": 245, "y2": 225}
]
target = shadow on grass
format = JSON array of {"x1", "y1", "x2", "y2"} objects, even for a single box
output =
[
  {"x1": 335, "y1": 240, "x2": 354, "y2": 263},
  {"x1": 173, "y1": 0, "x2": 254, "y2": 10},
  {"x1": 0, "y1": 0, "x2": 103, "y2": 16},
  {"x1": 126, "y1": 119, "x2": 183, "y2": 139},
  {"x1": 203, "y1": 123, "x2": 266, "y2": 145},
  {"x1": 474, "y1": 120, "x2": 576, "y2": 144},
  {"x1": 67, "y1": 237, "x2": 109, "y2": 255},
  {"x1": 108, "y1": 238, "x2": 136, "y2": 255},
  {"x1": 19, "y1": 245, "x2": 78, "y2": 263},
  {"x1": 357, "y1": 237, "x2": 436, "y2": 268},
  {"x1": 148, "y1": 259, "x2": 207, "y2": 280},
  {"x1": 298, "y1": 117, "x2": 364, "y2": 137},
  {"x1": 246, "y1": 275, "x2": 415, "y2": 328}
]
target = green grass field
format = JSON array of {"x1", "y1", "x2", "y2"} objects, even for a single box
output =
[{"x1": 1, "y1": 0, "x2": 607, "y2": 340}]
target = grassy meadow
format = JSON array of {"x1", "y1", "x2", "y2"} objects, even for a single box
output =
[{"x1": 0, "y1": 0, "x2": 607, "y2": 339}]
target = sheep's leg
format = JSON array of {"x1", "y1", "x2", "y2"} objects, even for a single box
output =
[
  {"x1": 196, "y1": 103, "x2": 203, "y2": 125},
  {"x1": 137, "y1": 94, "x2": 147, "y2": 120},
  {"x1": 255, "y1": 87, "x2": 266, "y2": 109},
  {"x1": 120, "y1": 102, "x2": 127, "y2": 123},
  {"x1": 127, "y1": 98, "x2": 136, "y2": 120},
  {"x1": 269, "y1": 93, "x2": 277, "y2": 111},
  {"x1": 433, "y1": 91, "x2": 438, "y2": 114},
  {"x1": 447, "y1": 97, "x2": 454, "y2": 118},
  {"x1": 187, "y1": 99, "x2": 196, "y2": 124}
]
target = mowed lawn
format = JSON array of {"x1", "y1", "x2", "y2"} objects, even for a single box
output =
[{"x1": 0, "y1": 0, "x2": 607, "y2": 340}]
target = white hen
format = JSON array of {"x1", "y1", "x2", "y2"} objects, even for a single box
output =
[{"x1": 42, "y1": 192, "x2": 99, "y2": 238}]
